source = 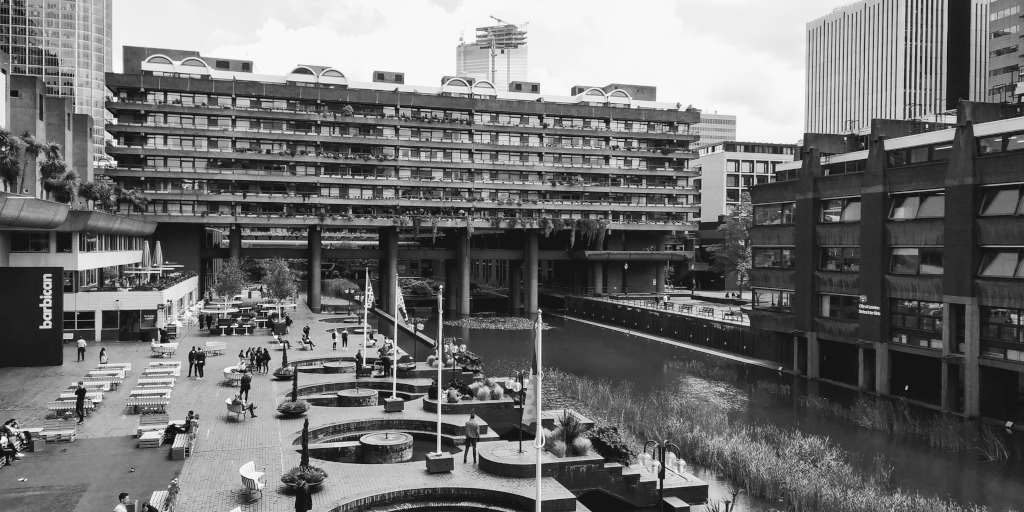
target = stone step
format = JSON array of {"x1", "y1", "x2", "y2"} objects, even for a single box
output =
[{"x1": 602, "y1": 461, "x2": 624, "y2": 476}]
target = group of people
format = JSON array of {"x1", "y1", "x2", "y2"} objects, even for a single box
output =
[
  {"x1": 238, "y1": 347, "x2": 272, "y2": 374},
  {"x1": 185, "y1": 347, "x2": 208, "y2": 379},
  {"x1": 376, "y1": 340, "x2": 396, "y2": 377},
  {"x1": 0, "y1": 419, "x2": 30, "y2": 465}
]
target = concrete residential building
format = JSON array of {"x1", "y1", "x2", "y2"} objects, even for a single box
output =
[
  {"x1": 749, "y1": 102, "x2": 1024, "y2": 422},
  {"x1": 0, "y1": 0, "x2": 112, "y2": 155},
  {"x1": 805, "y1": 0, "x2": 984, "y2": 134},
  {"x1": 102, "y1": 46, "x2": 701, "y2": 315},
  {"x1": 693, "y1": 112, "x2": 736, "y2": 148},
  {"x1": 455, "y1": 22, "x2": 527, "y2": 92},
  {"x1": 692, "y1": 141, "x2": 799, "y2": 223}
]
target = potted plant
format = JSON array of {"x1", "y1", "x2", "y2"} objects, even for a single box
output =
[
  {"x1": 281, "y1": 419, "x2": 328, "y2": 489},
  {"x1": 276, "y1": 370, "x2": 310, "y2": 417},
  {"x1": 273, "y1": 345, "x2": 295, "y2": 380}
]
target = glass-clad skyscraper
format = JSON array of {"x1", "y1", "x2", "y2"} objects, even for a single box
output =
[{"x1": 0, "y1": 0, "x2": 112, "y2": 153}]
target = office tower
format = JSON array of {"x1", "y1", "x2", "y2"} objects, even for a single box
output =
[
  {"x1": 693, "y1": 112, "x2": 737, "y2": 148},
  {"x1": 805, "y1": 0, "x2": 985, "y2": 134},
  {"x1": 0, "y1": 0, "x2": 112, "y2": 154},
  {"x1": 455, "y1": 22, "x2": 527, "y2": 91},
  {"x1": 692, "y1": 141, "x2": 798, "y2": 222}
]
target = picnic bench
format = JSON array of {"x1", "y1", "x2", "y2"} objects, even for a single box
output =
[
  {"x1": 58, "y1": 391, "x2": 103, "y2": 405},
  {"x1": 41, "y1": 419, "x2": 77, "y2": 442},
  {"x1": 47, "y1": 399, "x2": 94, "y2": 418},
  {"x1": 126, "y1": 396, "x2": 170, "y2": 414},
  {"x1": 84, "y1": 375, "x2": 122, "y2": 390},
  {"x1": 96, "y1": 362, "x2": 132, "y2": 372},
  {"x1": 88, "y1": 368, "x2": 126, "y2": 379},
  {"x1": 239, "y1": 461, "x2": 265, "y2": 502},
  {"x1": 150, "y1": 342, "x2": 179, "y2": 358},
  {"x1": 170, "y1": 433, "x2": 193, "y2": 460},
  {"x1": 138, "y1": 430, "x2": 163, "y2": 448},
  {"x1": 136, "y1": 413, "x2": 170, "y2": 437},
  {"x1": 142, "y1": 367, "x2": 179, "y2": 377},
  {"x1": 148, "y1": 361, "x2": 182, "y2": 369},
  {"x1": 148, "y1": 490, "x2": 169, "y2": 512},
  {"x1": 204, "y1": 341, "x2": 226, "y2": 355},
  {"x1": 68, "y1": 382, "x2": 110, "y2": 392},
  {"x1": 130, "y1": 387, "x2": 172, "y2": 398},
  {"x1": 138, "y1": 377, "x2": 175, "y2": 388}
]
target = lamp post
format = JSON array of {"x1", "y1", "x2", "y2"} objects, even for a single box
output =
[
  {"x1": 511, "y1": 370, "x2": 527, "y2": 453},
  {"x1": 643, "y1": 439, "x2": 683, "y2": 511},
  {"x1": 622, "y1": 262, "x2": 629, "y2": 296}
]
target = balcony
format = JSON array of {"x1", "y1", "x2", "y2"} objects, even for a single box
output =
[
  {"x1": 815, "y1": 224, "x2": 859, "y2": 245},
  {"x1": 814, "y1": 317, "x2": 859, "y2": 342},
  {"x1": 814, "y1": 271, "x2": 859, "y2": 294},
  {"x1": 884, "y1": 275, "x2": 942, "y2": 301},
  {"x1": 977, "y1": 217, "x2": 1024, "y2": 246},
  {"x1": 749, "y1": 225, "x2": 793, "y2": 246},
  {"x1": 56, "y1": 210, "x2": 157, "y2": 236},
  {"x1": 0, "y1": 192, "x2": 69, "y2": 229},
  {"x1": 750, "y1": 269, "x2": 794, "y2": 289},
  {"x1": 976, "y1": 278, "x2": 1024, "y2": 309},
  {"x1": 748, "y1": 309, "x2": 796, "y2": 333},
  {"x1": 886, "y1": 220, "x2": 944, "y2": 246}
]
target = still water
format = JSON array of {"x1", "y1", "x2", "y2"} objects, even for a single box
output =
[{"x1": 427, "y1": 315, "x2": 1024, "y2": 512}]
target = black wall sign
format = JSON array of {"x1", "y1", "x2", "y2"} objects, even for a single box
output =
[{"x1": 0, "y1": 267, "x2": 64, "y2": 366}]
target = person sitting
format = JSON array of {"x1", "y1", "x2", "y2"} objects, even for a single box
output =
[
  {"x1": 230, "y1": 394, "x2": 258, "y2": 419},
  {"x1": 302, "y1": 335, "x2": 315, "y2": 350},
  {"x1": 0, "y1": 432, "x2": 20, "y2": 464},
  {"x1": 166, "y1": 411, "x2": 195, "y2": 437}
]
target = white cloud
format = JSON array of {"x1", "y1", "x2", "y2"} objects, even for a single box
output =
[{"x1": 113, "y1": 0, "x2": 853, "y2": 142}]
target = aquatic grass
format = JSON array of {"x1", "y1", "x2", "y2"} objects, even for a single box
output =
[{"x1": 546, "y1": 369, "x2": 990, "y2": 512}]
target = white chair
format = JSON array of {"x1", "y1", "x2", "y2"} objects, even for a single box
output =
[{"x1": 239, "y1": 461, "x2": 265, "y2": 502}]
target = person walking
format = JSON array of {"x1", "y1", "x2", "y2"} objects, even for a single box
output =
[
  {"x1": 285, "y1": 314, "x2": 293, "y2": 333},
  {"x1": 187, "y1": 347, "x2": 197, "y2": 378},
  {"x1": 262, "y1": 348, "x2": 271, "y2": 373},
  {"x1": 99, "y1": 347, "x2": 108, "y2": 365},
  {"x1": 74, "y1": 381, "x2": 87, "y2": 424},
  {"x1": 239, "y1": 369, "x2": 252, "y2": 402},
  {"x1": 113, "y1": 492, "x2": 131, "y2": 512},
  {"x1": 355, "y1": 349, "x2": 364, "y2": 378},
  {"x1": 76, "y1": 337, "x2": 87, "y2": 362},
  {"x1": 331, "y1": 329, "x2": 338, "y2": 350},
  {"x1": 463, "y1": 412, "x2": 481, "y2": 463},
  {"x1": 198, "y1": 314, "x2": 205, "y2": 330},
  {"x1": 195, "y1": 348, "x2": 206, "y2": 379},
  {"x1": 341, "y1": 329, "x2": 349, "y2": 349},
  {"x1": 293, "y1": 479, "x2": 312, "y2": 512}
]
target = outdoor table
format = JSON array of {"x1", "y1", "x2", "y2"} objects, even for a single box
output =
[
  {"x1": 68, "y1": 382, "x2": 110, "y2": 392},
  {"x1": 240, "y1": 324, "x2": 253, "y2": 335},
  {"x1": 219, "y1": 326, "x2": 227, "y2": 336},
  {"x1": 254, "y1": 319, "x2": 267, "y2": 329},
  {"x1": 230, "y1": 324, "x2": 240, "y2": 335},
  {"x1": 84, "y1": 376, "x2": 122, "y2": 390}
]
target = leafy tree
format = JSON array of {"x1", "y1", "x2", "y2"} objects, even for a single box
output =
[
  {"x1": 0, "y1": 129, "x2": 24, "y2": 191},
  {"x1": 240, "y1": 257, "x2": 266, "y2": 283},
  {"x1": 713, "y1": 192, "x2": 752, "y2": 290},
  {"x1": 213, "y1": 259, "x2": 245, "y2": 299},
  {"x1": 262, "y1": 258, "x2": 297, "y2": 302},
  {"x1": 78, "y1": 180, "x2": 118, "y2": 211}
]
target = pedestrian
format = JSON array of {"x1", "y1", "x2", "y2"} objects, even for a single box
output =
[
  {"x1": 99, "y1": 347, "x2": 108, "y2": 365},
  {"x1": 355, "y1": 349, "x2": 364, "y2": 378},
  {"x1": 293, "y1": 479, "x2": 312, "y2": 512},
  {"x1": 187, "y1": 347, "x2": 196, "y2": 378},
  {"x1": 285, "y1": 314, "x2": 293, "y2": 333},
  {"x1": 238, "y1": 350, "x2": 247, "y2": 369},
  {"x1": 341, "y1": 329, "x2": 349, "y2": 349},
  {"x1": 198, "y1": 315, "x2": 205, "y2": 330},
  {"x1": 463, "y1": 412, "x2": 480, "y2": 463},
  {"x1": 240, "y1": 369, "x2": 252, "y2": 402},
  {"x1": 195, "y1": 348, "x2": 206, "y2": 379},
  {"x1": 331, "y1": 329, "x2": 338, "y2": 350},
  {"x1": 74, "y1": 381, "x2": 87, "y2": 424},
  {"x1": 76, "y1": 336, "x2": 87, "y2": 362},
  {"x1": 113, "y1": 492, "x2": 131, "y2": 512},
  {"x1": 302, "y1": 325, "x2": 310, "y2": 339},
  {"x1": 262, "y1": 348, "x2": 271, "y2": 373}
]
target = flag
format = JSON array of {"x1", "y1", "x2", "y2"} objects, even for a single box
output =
[
  {"x1": 522, "y1": 317, "x2": 540, "y2": 427},
  {"x1": 364, "y1": 270, "x2": 374, "y2": 307},
  {"x1": 396, "y1": 283, "x2": 409, "y2": 323}
]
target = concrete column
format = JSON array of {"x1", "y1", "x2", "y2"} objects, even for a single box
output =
[
  {"x1": 229, "y1": 225, "x2": 242, "y2": 262},
  {"x1": 307, "y1": 226, "x2": 322, "y2": 313},
  {"x1": 590, "y1": 262, "x2": 604, "y2": 295},
  {"x1": 792, "y1": 335, "x2": 801, "y2": 375},
  {"x1": 525, "y1": 232, "x2": 539, "y2": 317},
  {"x1": 510, "y1": 262, "x2": 523, "y2": 312},
  {"x1": 940, "y1": 360, "x2": 951, "y2": 412},
  {"x1": 806, "y1": 332, "x2": 820, "y2": 379},
  {"x1": 432, "y1": 259, "x2": 446, "y2": 279},
  {"x1": 857, "y1": 347, "x2": 867, "y2": 390},
  {"x1": 964, "y1": 302, "x2": 981, "y2": 417},
  {"x1": 655, "y1": 263, "x2": 666, "y2": 295},
  {"x1": 444, "y1": 260, "x2": 457, "y2": 312},
  {"x1": 0, "y1": 232, "x2": 9, "y2": 266},
  {"x1": 874, "y1": 341, "x2": 890, "y2": 395},
  {"x1": 384, "y1": 227, "x2": 398, "y2": 314},
  {"x1": 457, "y1": 231, "x2": 471, "y2": 316}
]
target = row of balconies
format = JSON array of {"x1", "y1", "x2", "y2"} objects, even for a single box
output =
[{"x1": 752, "y1": 217, "x2": 1024, "y2": 247}]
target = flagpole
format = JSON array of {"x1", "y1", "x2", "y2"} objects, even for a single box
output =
[
  {"x1": 363, "y1": 268, "x2": 369, "y2": 356},
  {"x1": 436, "y1": 284, "x2": 443, "y2": 455},
  {"x1": 535, "y1": 309, "x2": 543, "y2": 512},
  {"x1": 392, "y1": 277, "x2": 398, "y2": 399}
]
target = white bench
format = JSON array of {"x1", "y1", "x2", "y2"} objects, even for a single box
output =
[
  {"x1": 204, "y1": 341, "x2": 227, "y2": 355},
  {"x1": 67, "y1": 382, "x2": 109, "y2": 392},
  {"x1": 47, "y1": 399, "x2": 94, "y2": 418},
  {"x1": 136, "y1": 413, "x2": 170, "y2": 437},
  {"x1": 150, "y1": 342, "x2": 179, "y2": 358},
  {"x1": 142, "y1": 367, "x2": 179, "y2": 377},
  {"x1": 88, "y1": 368, "x2": 126, "y2": 379},
  {"x1": 126, "y1": 396, "x2": 170, "y2": 414},
  {"x1": 41, "y1": 419, "x2": 77, "y2": 442},
  {"x1": 148, "y1": 361, "x2": 182, "y2": 369},
  {"x1": 148, "y1": 490, "x2": 169, "y2": 512},
  {"x1": 96, "y1": 362, "x2": 132, "y2": 372},
  {"x1": 239, "y1": 461, "x2": 265, "y2": 502},
  {"x1": 57, "y1": 391, "x2": 103, "y2": 405},
  {"x1": 138, "y1": 377, "x2": 175, "y2": 388}
]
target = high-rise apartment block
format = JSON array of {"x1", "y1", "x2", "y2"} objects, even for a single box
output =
[
  {"x1": 0, "y1": 0, "x2": 112, "y2": 154},
  {"x1": 455, "y1": 22, "x2": 527, "y2": 92},
  {"x1": 805, "y1": 0, "x2": 984, "y2": 134}
]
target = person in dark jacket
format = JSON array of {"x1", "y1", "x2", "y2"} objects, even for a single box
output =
[
  {"x1": 239, "y1": 369, "x2": 252, "y2": 402},
  {"x1": 187, "y1": 347, "x2": 197, "y2": 378},
  {"x1": 354, "y1": 349, "x2": 364, "y2": 378},
  {"x1": 74, "y1": 381, "x2": 87, "y2": 424},
  {"x1": 294, "y1": 479, "x2": 312, "y2": 512},
  {"x1": 195, "y1": 348, "x2": 206, "y2": 379}
]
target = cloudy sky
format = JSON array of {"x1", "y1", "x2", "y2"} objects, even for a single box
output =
[{"x1": 113, "y1": 0, "x2": 851, "y2": 143}]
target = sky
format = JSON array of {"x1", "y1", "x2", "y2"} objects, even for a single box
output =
[{"x1": 112, "y1": 0, "x2": 853, "y2": 143}]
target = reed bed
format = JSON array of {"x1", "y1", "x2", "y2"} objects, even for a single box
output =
[{"x1": 547, "y1": 369, "x2": 990, "y2": 512}]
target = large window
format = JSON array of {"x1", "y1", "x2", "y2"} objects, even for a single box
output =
[
  {"x1": 10, "y1": 232, "x2": 49, "y2": 252},
  {"x1": 62, "y1": 311, "x2": 95, "y2": 330},
  {"x1": 890, "y1": 248, "x2": 944, "y2": 275},
  {"x1": 753, "y1": 202, "x2": 795, "y2": 225},
  {"x1": 977, "y1": 131, "x2": 1024, "y2": 155},
  {"x1": 822, "y1": 159, "x2": 866, "y2": 176},
  {"x1": 887, "y1": 143, "x2": 952, "y2": 167},
  {"x1": 978, "y1": 249, "x2": 1024, "y2": 278},
  {"x1": 981, "y1": 307, "x2": 1024, "y2": 344},
  {"x1": 819, "y1": 247, "x2": 860, "y2": 272},
  {"x1": 979, "y1": 186, "x2": 1024, "y2": 216},
  {"x1": 890, "y1": 299, "x2": 943, "y2": 349},
  {"x1": 889, "y1": 192, "x2": 945, "y2": 220},
  {"x1": 819, "y1": 197, "x2": 861, "y2": 223},
  {"x1": 752, "y1": 248, "x2": 794, "y2": 269},
  {"x1": 819, "y1": 294, "x2": 858, "y2": 321},
  {"x1": 752, "y1": 288, "x2": 793, "y2": 313}
]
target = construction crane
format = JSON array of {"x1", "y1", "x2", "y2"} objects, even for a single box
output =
[{"x1": 479, "y1": 15, "x2": 528, "y2": 87}]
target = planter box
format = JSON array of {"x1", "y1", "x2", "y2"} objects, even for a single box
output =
[
  {"x1": 384, "y1": 397, "x2": 404, "y2": 413},
  {"x1": 425, "y1": 451, "x2": 454, "y2": 473}
]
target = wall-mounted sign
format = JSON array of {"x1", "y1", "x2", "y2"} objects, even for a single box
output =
[
  {"x1": 858, "y1": 303, "x2": 881, "y2": 317},
  {"x1": 0, "y1": 268, "x2": 64, "y2": 366}
]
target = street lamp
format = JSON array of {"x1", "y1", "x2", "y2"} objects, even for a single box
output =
[
  {"x1": 643, "y1": 439, "x2": 683, "y2": 511},
  {"x1": 622, "y1": 262, "x2": 629, "y2": 296},
  {"x1": 510, "y1": 369, "x2": 527, "y2": 453}
]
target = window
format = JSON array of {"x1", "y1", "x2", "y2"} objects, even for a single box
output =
[
  {"x1": 753, "y1": 202, "x2": 795, "y2": 225},
  {"x1": 891, "y1": 299, "x2": 943, "y2": 349},
  {"x1": 819, "y1": 294, "x2": 858, "y2": 321},
  {"x1": 752, "y1": 288, "x2": 793, "y2": 313},
  {"x1": 819, "y1": 198, "x2": 860, "y2": 223},
  {"x1": 978, "y1": 132, "x2": 1024, "y2": 154},
  {"x1": 822, "y1": 159, "x2": 866, "y2": 176},
  {"x1": 887, "y1": 143, "x2": 951, "y2": 167},
  {"x1": 11, "y1": 232, "x2": 49, "y2": 252},
  {"x1": 819, "y1": 247, "x2": 860, "y2": 272},
  {"x1": 981, "y1": 307, "x2": 1024, "y2": 344},
  {"x1": 889, "y1": 192, "x2": 945, "y2": 220},
  {"x1": 890, "y1": 248, "x2": 944, "y2": 275},
  {"x1": 980, "y1": 186, "x2": 1024, "y2": 216},
  {"x1": 56, "y1": 232, "x2": 72, "y2": 252},
  {"x1": 752, "y1": 248, "x2": 794, "y2": 269},
  {"x1": 978, "y1": 249, "x2": 1024, "y2": 278}
]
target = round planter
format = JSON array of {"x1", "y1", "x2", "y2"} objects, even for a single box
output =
[
  {"x1": 272, "y1": 367, "x2": 295, "y2": 380},
  {"x1": 336, "y1": 389, "x2": 377, "y2": 407},
  {"x1": 323, "y1": 361, "x2": 355, "y2": 374},
  {"x1": 359, "y1": 432, "x2": 413, "y2": 464}
]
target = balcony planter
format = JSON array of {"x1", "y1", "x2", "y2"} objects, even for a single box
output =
[{"x1": 0, "y1": 193, "x2": 69, "y2": 229}]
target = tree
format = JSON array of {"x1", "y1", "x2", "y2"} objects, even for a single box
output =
[
  {"x1": 78, "y1": 180, "x2": 118, "y2": 211},
  {"x1": 214, "y1": 260, "x2": 245, "y2": 299},
  {"x1": 240, "y1": 257, "x2": 266, "y2": 283},
  {"x1": 0, "y1": 129, "x2": 24, "y2": 192},
  {"x1": 262, "y1": 258, "x2": 297, "y2": 302},
  {"x1": 713, "y1": 192, "x2": 752, "y2": 290}
]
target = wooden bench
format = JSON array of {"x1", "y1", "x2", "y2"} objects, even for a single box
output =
[
  {"x1": 47, "y1": 399, "x2": 94, "y2": 418},
  {"x1": 138, "y1": 377, "x2": 175, "y2": 388},
  {"x1": 96, "y1": 362, "x2": 132, "y2": 372},
  {"x1": 204, "y1": 341, "x2": 226, "y2": 355},
  {"x1": 148, "y1": 361, "x2": 182, "y2": 370},
  {"x1": 41, "y1": 419, "x2": 77, "y2": 442},
  {"x1": 170, "y1": 433, "x2": 192, "y2": 460},
  {"x1": 58, "y1": 391, "x2": 103, "y2": 405},
  {"x1": 148, "y1": 490, "x2": 169, "y2": 512},
  {"x1": 142, "y1": 367, "x2": 179, "y2": 377},
  {"x1": 138, "y1": 430, "x2": 163, "y2": 448},
  {"x1": 137, "y1": 413, "x2": 170, "y2": 437},
  {"x1": 68, "y1": 381, "x2": 110, "y2": 392},
  {"x1": 83, "y1": 376, "x2": 121, "y2": 390},
  {"x1": 126, "y1": 396, "x2": 170, "y2": 414},
  {"x1": 150, "y1": 342, "x2": 179, "y2": 358},
  {"x1": 239, "y1": 461, "x2": 265, "y2": 502}
]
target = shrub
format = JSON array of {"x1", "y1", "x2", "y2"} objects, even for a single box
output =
[
  {"x1": 426, "y1": 355, "x2": 437, "y2": 367},
  {"x1": 571, "y1": 437, "x2": 592, "y2": 456},
  {"x1": 276, "y1": 400, "x2": 310, "y2": 417},
  {"x1": 489, "y1": 384, "x2": 504, "y2": 400},
  {"x1": 475, "y1": 386, "x2": 490, "y2": 401},
  {"x1": 588, "y1": 425, "x2": 634, "y2": 465},
  {"x1": 446, "y1": 389, "x2": 460, "y2": 403},
  {"x1": 280, "y1": 465, "x2": 327, "y2": 487},
  {"x1": 549, "y1": 440, "x2": 567, "y2": 457}
]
